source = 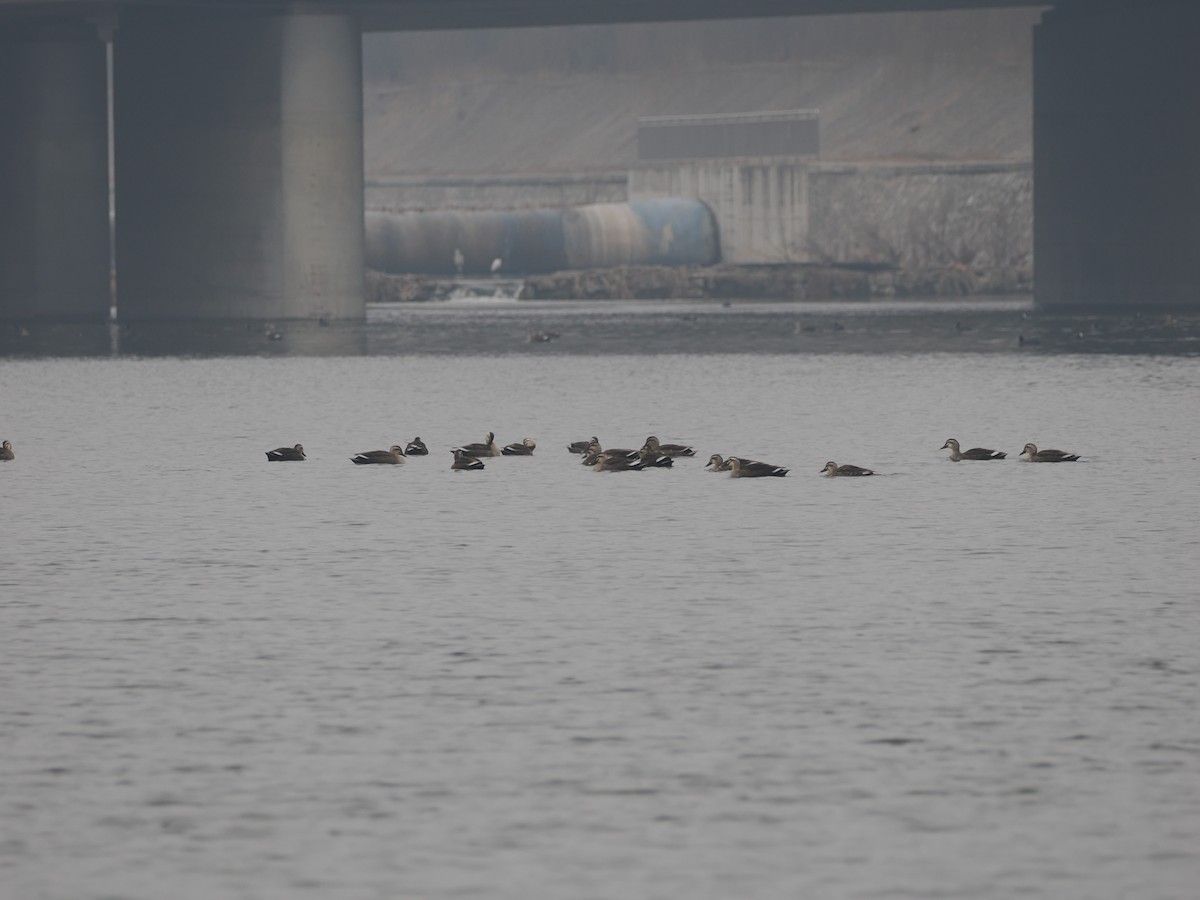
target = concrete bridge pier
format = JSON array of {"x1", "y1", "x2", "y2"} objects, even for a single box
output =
[
  {"x1": 1035, "y1": 3, "x2": 1200, "y2": 308},
  {"x1": 113, "y1": 12, "x2": 365, "y2": 321},
  {"x1": 0, "y1": 22, "x2": 111, "y2": 321}
]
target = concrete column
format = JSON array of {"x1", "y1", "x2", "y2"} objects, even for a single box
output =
[
  {"x1": 0, "y1": 23, "x2": 110, "y2": 321},
  {"x1": 113, "y1": 13, "x2": 364, "y2": 320},
  {"x1": 1034, "y1": 4, "x2": 1200, "y2": 308}
]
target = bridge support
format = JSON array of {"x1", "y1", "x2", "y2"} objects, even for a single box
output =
[
  {"x1": 113, "y1": 12, "x2": 365, "y2": 320},
  {"x1": 0, "y1": 23, "x2": 111, "y2": 321},
  {"x1": 1034, "y1": 3, "x2": 1200, "y2": 308}
]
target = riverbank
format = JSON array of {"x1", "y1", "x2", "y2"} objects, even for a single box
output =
[{"x1": 366, "y1": 263, "x2": 1032, "y2": 303}]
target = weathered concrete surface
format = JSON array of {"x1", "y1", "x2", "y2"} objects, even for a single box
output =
[
  {"x1": 0, "y1": 25, "x2": 110, "y2": 320},
  {"x1": 114, "y1": 13, "x2": 365, "y2": 321}
]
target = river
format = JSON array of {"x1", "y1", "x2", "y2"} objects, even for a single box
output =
[{"x1": 2, "y1": 297, "x2": 1198, "y2": 899}]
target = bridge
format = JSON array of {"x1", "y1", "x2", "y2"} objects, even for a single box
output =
[{"x1": 2, "y1": 0, "x2": 1196, "y2": 320}]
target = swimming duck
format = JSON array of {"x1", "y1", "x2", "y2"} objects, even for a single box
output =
[
  {"x1": 265, "y1": 443, "x2": 305, "y2": 461},
  {"x1": 405, "y1": 437, "x2": 428, "y2": 456},
  {"x1": 821, "y1": 461, "x2": 874, "y2": 477},
  {"x1": 593, "y1": 453, "x2": 646, "y2": 472},
  {"x1": 0, "y1": 440, "x2": 13, "y2": 461},
  {"x1": 454, "y1": 432, "x2": 500, "y2": 457},
  {"x1": 940, "y1": 438, "x2": 1006, "y2": 461},
  {"x1": 502, "y1": 438, "x2": 537, "y2": 456},
  {"x1": 568, "y1": 437, "x2": 598, "y2": 454},
  {"x1": 642, "y1": 435, "x2": 696, "y2": 457},
  {"x1": 451, "y1": 449, "x2": 485, "y2": 470},
  {"x1": 637, "y1": 448, "x2": 674, "y2": 467},
  {"x1": 705, "y1": 454, "x2": 733, "y2": 471},
  {"x1": 729, "y1": 457, "x2": 789, "y2": 477},
  {"x1": 1020, "y1": 442, "x2": 1080, "y2": 462},
  {"x1": 350, "y1": 445, "x2": 405, "y2": 465}
]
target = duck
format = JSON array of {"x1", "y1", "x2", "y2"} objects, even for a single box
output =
[
  {"x1": 1020, "y1": 442, "x2": 1080, "y2": 462},
  {"x1": 265, "y1": 443, "x2": 305, "y2": 461},
  {"x1": 451, "y1": 449, "x2": 485, "y2": 470},
  {"x1": 642, "y1": 435, "x2": 696, "y2": 457},
  {"x1": 637, "y1": 448, "x2": 674, "y2": 467},
  {"x1": 454, "y1": 431, "x2": 500, "y2": 457},
  {"x1": 593, "y1": 453, "x2": 646, "y2": 472},
  {"x1": 568, "y1": 437, "x2": 598, "y2": 454},
  {"x1": 705, "y1": 454, "x2": 733, "y2": 471},
  {"x1": 729, "y1": 457, "x2": 789, "y2": 477},
  {"x1": 590, "y1": 441, "x2": 641, "y2": 461},
  {"x1": 404, "y1": 437, "x2": 428, "y2": 456},
  {"x1": 821, "y1": 461, "x2": 875, "y2": 477},
  {"x1": 501, "y1": 438, "x2": 536, "y2": 456},
  {"x1": 350, "y1": 445, "x2": 405, "y2": 465},
  {"x1": 940, "y1": 438, "x2": 1006, "y2": 461},
  {"x1": 0, "y1": 440, "x2": 13, "y2": 461}
]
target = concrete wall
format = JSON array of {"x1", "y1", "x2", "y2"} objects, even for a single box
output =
[{"x1": 630, "y1": 159, "x2": 1031, "y2": 270}]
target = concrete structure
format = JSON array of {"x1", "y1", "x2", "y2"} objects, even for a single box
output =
[
  {"x1": 1, "y1": 0, "x2": 1198, "y2": 318},
  {"x1": 1035, "y1": 2, "x2": 1200, "y2": 308},
  {"x1": 113, "y1": 13, "x2": 364, "y2": 321},
  {"x1": 637, "y1": 111, "x2": 818, "y2": 162},
  {"x1": 631, "y1": 160, "x2": 1031, "y2": 270},
  {"x1": 0, "y1": 21, "x2": 110, "y2": 320}
]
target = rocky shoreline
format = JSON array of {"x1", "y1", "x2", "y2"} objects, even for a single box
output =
[{"x1": 366, "y1": 263, "x2": 1032, "y2": 304}]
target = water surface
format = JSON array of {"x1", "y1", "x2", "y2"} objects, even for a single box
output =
[{"x1": 3, "y1": 300, "x2": 1198, "y2": 900}]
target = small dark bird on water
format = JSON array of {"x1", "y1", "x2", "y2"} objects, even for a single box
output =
[
  {"x1": 351, "y1": 445, "x2": 405, "y2": 465},
  {"x1": 405, "y1": 437, "x2": 428, "y2": 456},
  {"x1": 451, "y1": 449, "x2": 485, "y2": 470},
  {"x1": 0, "y1": 440, "x2": 14, "y2": 461},
  {"x1": 265, "y1": 443, "x2": 305, "y2": 461}
]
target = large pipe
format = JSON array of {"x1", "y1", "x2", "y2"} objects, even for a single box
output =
[{"x1": 365, "y1": 198, "x2": 719, "y2": 276}]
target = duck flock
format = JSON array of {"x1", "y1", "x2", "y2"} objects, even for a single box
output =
[
  {"x1": 248, "y1": 433, "x2": 1079, "y2": 476},
  {"x1": 0, "y1": 434, "x2": 1081, "y2": 473}
]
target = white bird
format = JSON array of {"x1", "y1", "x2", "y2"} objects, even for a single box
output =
[{"x1": 490, "y1": 258, "x2": 503, "y2": 273}]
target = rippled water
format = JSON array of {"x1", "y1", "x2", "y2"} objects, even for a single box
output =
[{"x1": 3, "y1": 300, "x2": 1199, "y2": 899}]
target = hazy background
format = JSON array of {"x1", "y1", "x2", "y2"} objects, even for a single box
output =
[{"x1": 363, "y1": 9, "x2": 1040, "y2": 180}]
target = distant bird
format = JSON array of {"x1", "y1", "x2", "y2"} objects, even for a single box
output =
[
  {"x1": 729, "y1": 457, "x2": 789, "y2": 478},
  {"x1": 490, "y1": 258, "x2": 503, "y2": 273},
  {"x1": 350, "y1": 445, "x2": 405, "y2": 465},
  {"x1": 0, "y1": 440, "x2": 13, "y2": 461},
  {"x1": 405, "y1": 437, "x2": 429, "y2": 456},
  {"x1": 265, "y1": 443, "x2": 305, "y2": 462},
  {"x1": 527, "y1": 330, "x2": 560, "y2": 343},
  {"x1": 1018, "y1": 334, "x2": 1041, "y2": 347},
  {"x1": 453, "y1": 247, "x2": 465, "y2": 276},
  {"x1": 502, "y1": 438, "x2": 537, "y2": 456},
  {"x1": 593, "y1": 453, "x2": 646, "y2": 472},
  {"x1": 821, "y1": 461, "x2": 874, "y2": 477},
  {"x1": 637, "y1": 448, "x2": 674, "y2": 467},
  {"x1": 454, "y1": 432, "x2": 500, "y2": 457},
  {"x1": 1020, "y1": 442, "x2": 1080, "y2": 462},
  {"x1": 940, "y1": 438, "x2": 1006, "y2": 461},
  {"x1": 705, "y1": 454, "x2": 733, "y2": 472},
  {"x1": 568, "y1": 437, "x2": 599, "y2": 454},
  {"x1": 642, "y1": 435, "x2": 696, "y2": 457},
  {"x1": 451, "y1": 449, "x2": 485, "y2": 470},
  {"x1": 585, "y1": 441, "x2": 639, "y2": 461}
]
